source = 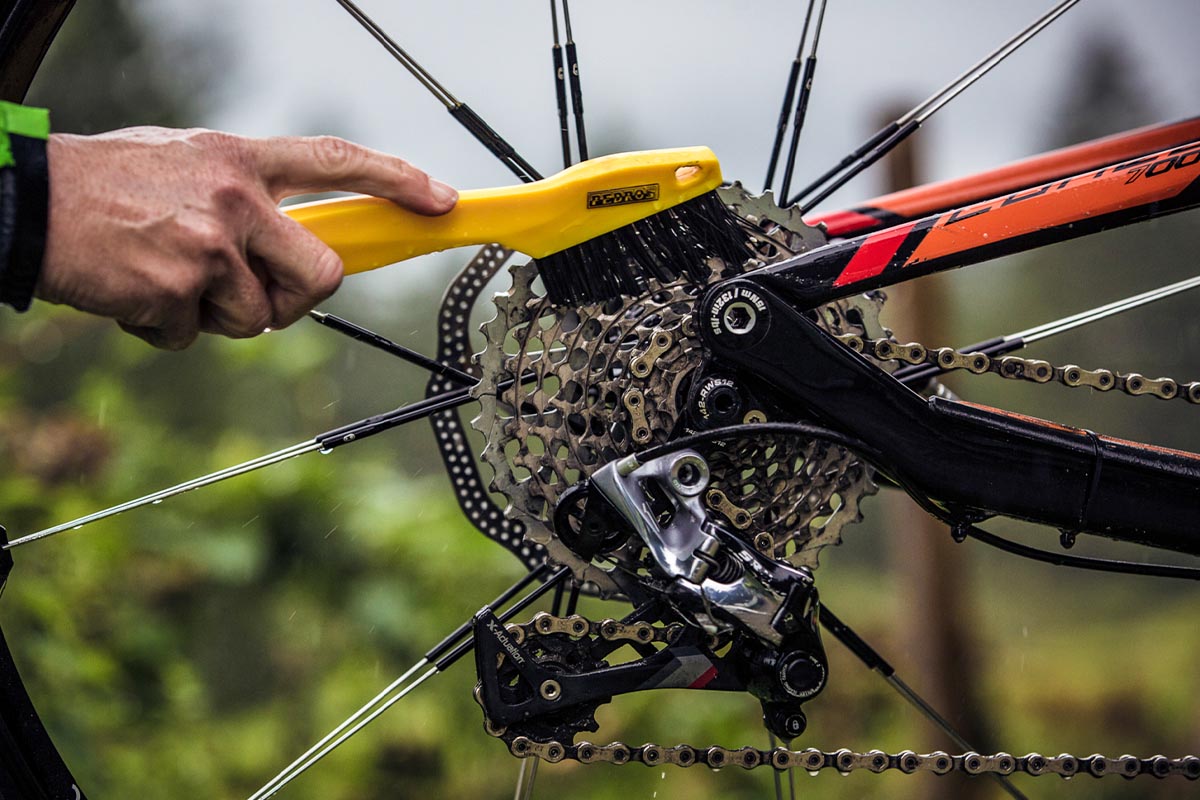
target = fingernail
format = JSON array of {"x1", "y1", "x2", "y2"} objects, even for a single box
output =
[{"x1": 430, "y1": 178, "x2": 458, "y2": 207}]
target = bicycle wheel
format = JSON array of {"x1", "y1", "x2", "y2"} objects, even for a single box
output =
[{"x1": 3, "y1": 1, "x2": 1200, "y2": 798}]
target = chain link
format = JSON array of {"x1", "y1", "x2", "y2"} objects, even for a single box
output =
[
  {"x1": 482, "y1": 615, "x2": 1200, "y2": 779},
  {"x1": 836, "y1": 334, "x2": 1200, "y2": 403}
]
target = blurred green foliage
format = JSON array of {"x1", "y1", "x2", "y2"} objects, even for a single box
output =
[{"x1": 0, "y1": 4, "x2": 1196, "y2": 800}]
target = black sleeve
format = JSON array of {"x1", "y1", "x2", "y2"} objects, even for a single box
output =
[{"x1": 0, "y1": 101, "x2": 49, "y2": 312}]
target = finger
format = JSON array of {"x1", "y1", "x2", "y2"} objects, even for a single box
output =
[
  {"x1": 198, "y1": 260, "x2": 274, "y2": 339},
  {"x1": 249, "y1": 212, "x2": 344, "y2": 329},
  {"x1": 250, "y1": 135, "x2": 457, "y2": 214}
]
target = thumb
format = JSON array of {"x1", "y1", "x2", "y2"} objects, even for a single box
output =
[{"x1": 250, "y1": 135, "x2": 457, "y2": 214}]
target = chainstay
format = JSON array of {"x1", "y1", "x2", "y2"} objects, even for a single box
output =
[
  {"x1": 483, "y1": 614, "x2": 1200, "y2": 779},
  {"x1": 837, "y1": 334, "x2": 1200, "y2": 403}
]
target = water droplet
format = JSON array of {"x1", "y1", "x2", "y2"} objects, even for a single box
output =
[
  {"x1": 839, "y1": 771, "x2": 850, "y2": 777},
  {"x1": 660, "y1": 771, "x2": 666, "y2": 780},
  {"x1": 807, "y1": 770, "x2": 820, "y2": 777},
  {"x1": 1064, "y1": 775, "x2": 1072, "y2": 781},
  {"x1": 151, "y1": 499, "x2": 163, "y2": 505},
  {"x1": 72, "y1": 525, "x2": 82, "y2": 531},
  {"x1": 319, "y1": 447, "x2": 333, "y2": 455}
]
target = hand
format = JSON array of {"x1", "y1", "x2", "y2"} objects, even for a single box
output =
[{"x1": 37, "y1": 127, "x2": 457, "y2": 349}]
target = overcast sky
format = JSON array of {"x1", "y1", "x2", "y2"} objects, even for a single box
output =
[{"x1": 167, "y1": 1, "x2": 1197, "y2": 183}]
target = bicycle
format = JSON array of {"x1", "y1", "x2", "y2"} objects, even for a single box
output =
[{"x1": 2, "y1": 1, "x2": 1200, "y2": 800}]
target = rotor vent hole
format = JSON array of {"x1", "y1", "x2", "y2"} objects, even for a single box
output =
[
  {"x1": 562, "y1": 381, "x2": 584, "y2": 404},
  {"x1": 559, "y1": 309, "x2": 581, "y2": 332}
]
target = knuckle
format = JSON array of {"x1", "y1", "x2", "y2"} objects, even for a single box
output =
[
  {"x1": 210, "y1": 179, "x2": 260, "y2": 217},
  {"x1": 164, "y1": 272, "x2": 206, "y2": 308},
  {"x1": 236, "y1": 299, "x2": 273, "y2": 338},
  {"x1": 309, "y1": 136, "x2": 365, "y2": 178},
  {"x1": 184, "y1": 218, "x2": 237, "y2": 262},
  {"x1": 188, "y1": 128, "x2": 243, "y2": 157}
]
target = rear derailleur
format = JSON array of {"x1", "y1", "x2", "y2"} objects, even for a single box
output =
[{"x1": 473, "y1": 449, "x2": 829, "y2": 746}]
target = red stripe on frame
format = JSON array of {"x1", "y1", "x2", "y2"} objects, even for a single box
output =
[
  {"x1": 689, "y1": 666, "x2": 718, "y2": 689},
  {"x1": 832, "y1": 222, "x2": 915, "y2": 287}
]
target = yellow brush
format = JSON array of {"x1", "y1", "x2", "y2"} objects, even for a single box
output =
[{"x1": 284, "y1": 146, "x2": 749, "y2": 305}]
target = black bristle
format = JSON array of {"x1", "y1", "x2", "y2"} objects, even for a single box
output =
[{"x1": 533, "y1": 191, "x2": 752, "y2": 307}]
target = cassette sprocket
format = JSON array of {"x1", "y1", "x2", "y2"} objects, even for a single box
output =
[{"x1": 473, "y1": 187, "x2": 888, "y2": 594}]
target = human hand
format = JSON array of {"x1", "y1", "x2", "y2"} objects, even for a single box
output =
[{"x1": 37, "y1": 127, "x2": 457, "y2": 349}]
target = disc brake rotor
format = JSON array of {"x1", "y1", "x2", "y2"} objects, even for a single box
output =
[{"x1": 473, "y1": 187, "x2": 889, "y2": 594}]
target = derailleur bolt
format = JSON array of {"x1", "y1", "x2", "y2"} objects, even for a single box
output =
[{"x1": 539, "y1": 679, "x2": 562, "y2": 702}]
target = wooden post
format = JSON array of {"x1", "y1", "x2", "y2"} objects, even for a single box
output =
[{"x1": 875, "y1": 104, "x2": 994, "y2": 800}]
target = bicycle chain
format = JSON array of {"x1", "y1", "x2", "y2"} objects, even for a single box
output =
[
  {"x1": 481, "y1": 614, "x2": 1200, "y2": 780},
  {"x1": 836, "y1": 334, "x2": 1200, "y2": 403}
]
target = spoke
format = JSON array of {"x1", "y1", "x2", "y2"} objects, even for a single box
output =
[
  {"x1": 4, "y1": 440, "x2": 322, "y2": 548},
  {"x1": 308, "y1": 311, "x2": 476, "y2": 387},
  {"x1": 788, "y1": 0, "x2": 1080, "y2": 210},
  {"x1": 5, "y1": 388, "x2": 477, "y2": 548},
  {"x1": 333, "y1": 0, "x2": 456, "y2": 106},
  {"x1": 763, "y1": 0, "x2": 815, "y2": 192},
  {"x1": 819, "y1": 605, "x2": 1029, "y2": 800},
  {"x1": 252, "y1": 665, "x2": 439, "y2": 800},
  {"x1": 513, "y1": 757, "x2": 540, "y2": 800},
  {"x1": 894, "y1": 274, "x2": 1200, "y2": 387},
  {"x1": 561, "y1": 0, "x2": 588, "y2": 161},
  {"x1": 332, "y1": 0, "x2": 543, "y2": 182},
  {"x1": 778, "y1": 0, "x2": 828, "y2": 203},
  {"x1": 7, "y1": 364, "x2": 544, "y2": 549},
  {"x1": 549, "y1": 0, "x2": 571, "y2": 168},
  {"x1": 248, "y1": 566, "x2": 550, "y2": 800},
  {"x1": 769, "y1": 732, "x2": 784, "y2": 800},
  {"x1": 1016, "y1": 274, "x2": 1200, "y2": 344}
]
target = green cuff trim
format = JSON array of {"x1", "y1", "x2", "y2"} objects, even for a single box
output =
[
  {"x1": 0, "y1": 102, "x2": 49, "y2": 141},
  {"x1": 0, "y1": 102, "x2": 49, "y2": 170}
]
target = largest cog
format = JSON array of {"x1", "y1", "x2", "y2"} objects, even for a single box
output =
[{"x1": 473, "y1": 187, "x2": 889, "y2": 595}]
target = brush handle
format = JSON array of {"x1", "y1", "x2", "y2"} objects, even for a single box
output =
[{"x1": 284, "y1": 146, "x2": 723, "y2": 274}]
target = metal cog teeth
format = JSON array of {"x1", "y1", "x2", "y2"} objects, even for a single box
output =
[{"x1": 471, "y1": 186, "x2": 891, "y2": 590}]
